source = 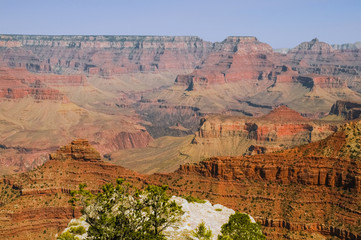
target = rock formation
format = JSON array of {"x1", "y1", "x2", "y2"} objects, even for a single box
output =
[
  {"x1": 155, "y1": 120, "x2": 361, "y2": 239},
  {"x1": 192, "y1": 106, "x2": 338, "y2": 156},
  {"x1": 329, "y1": 100, "x2": 361, "y2": 120},
  {"x1": 1, "y1": 35, "x2": 360, "y2": 176},
  {"x1": 0, "y1": 139, "x2": 144, "y2": 240},
  {"x1": 1, "y1": 123, "x2": 360, "y2": 239},
  {"x1": 0, "y1": 35, "x2": 211, "y2": 76},
  {"x1": 49, "y1": 139, "x2": 101, "y2": 162},
  {"x1": 286, "y1": 38, "x2": 361, "y2": 78},
  {"x1": 175, "y1": 36, "x2": 276, "y2": 91},
  {"x1": 0, "y1": 67, "x2": 66, "y2": 100}
]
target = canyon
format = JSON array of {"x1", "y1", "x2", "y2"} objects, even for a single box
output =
[
  {"x1": 0, "y1": 34, "x2": 360, "y2": 239},
  {"x1": 0, "y1": 120, "x2": 360, "y2": 239},
  {"x1": 109, "y1": 105, "x2": 340, "y2": 174},
  {"x1": 1, "y1": 34, "x2": 360, "y2": 175}
]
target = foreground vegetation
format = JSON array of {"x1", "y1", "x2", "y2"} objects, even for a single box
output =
[{"x1": 58, "y1": 179, "x2": 265, "y2": 240}]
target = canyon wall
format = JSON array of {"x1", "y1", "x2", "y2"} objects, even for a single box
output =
[
  {"x1": 193, "y1": 106, "x2": 338, "y2": 156},
  {"x1": 0, "y1": 35, "x2": 212, "y2": 76},
  {"x1": 329, "y1": 100, "x2": 361, "y2": 120},
  {"x1": 1, "y1": 34, "x2": 360, "y2": 173},
  {"x1": 1, "y1": 122, "x2": 360, "y2": 239}
]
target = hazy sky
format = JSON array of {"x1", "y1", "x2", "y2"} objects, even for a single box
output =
[{"x1": 1, "y1": 0, "x2": 360, "y2": 48}]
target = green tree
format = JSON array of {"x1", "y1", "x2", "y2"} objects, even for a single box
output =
[
  {"x1": 192, "y1": 221, "x2": 213, "y2": 240},
  {"x1": 142, "y1": 185, "x2": 184, "y2": 239},
  {"x1": 217, "y1": 212, "x2": 266, "y2": 240},
  {"x1": 73, "y1": 179, "x2": 183, "y2": 240}
]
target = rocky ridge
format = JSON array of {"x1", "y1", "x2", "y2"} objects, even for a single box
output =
[
  {"x1": 192, "y1": 105, "x2": 338, "y2": 156},
  {"x1": 1, "y1": 123, "x2": 361, "y2": 239}
]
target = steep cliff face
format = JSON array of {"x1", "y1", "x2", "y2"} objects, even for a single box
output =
[
  {"x1": 175, "y1": 36, "x2": 276, "y2": 91},
  {"x1": 329, "y1": 100, "x2": 361, "y2": 120},
  {"x1": 193, "y1": 106, "x2": 338, "y2": 156},
  {"x1": 0, "y1": 35, "x2": 211, "y2": 76},
  {"x1": 0, "y1": 67, "x2": 67, "y2": 100},
  {"x1": 286, "y1": 38, "x2": 361, "y2": 77},
  {"x1": 154, "y1": 121, "x2": 361, "y2": 239},
  {"x1": 1, "y1": 34, "x2": 360, "y2": 120},
  {"x1": 1, "y1": 129, "x2": 360, "y2": 240}
]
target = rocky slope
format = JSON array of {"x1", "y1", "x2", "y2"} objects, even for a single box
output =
[
  {"x1": 329, "y1": 100, "x2": 361, "y2": 120},
  {"x1": 0, "y1": 93, "x2": 152, "y2": 175},
  {"x1": 154, "y1": 120, "x2": 361, "y2": 239},
  {"x1": 0, "y1": 63, "x2": 153, "y2": 175},
  {"x1": 1, "y1": 121, "x2": 361, "y2": 239},
  {"x1": 193, "y1": 105, "x2": 338, "y2": 155}
]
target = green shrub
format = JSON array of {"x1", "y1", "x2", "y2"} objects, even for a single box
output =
[
  {"x1": 70, "y1": 226, "x2": 86, "y2": 235},
  {"x1": 57, "y1": 231, "x2": 76, "y2": 240},
  {"x1": 183, "y1": 195, "x2": 206, "y2": 204},
  {"x1": 218, "y1": 212, "x2": 266, "y2": 240},
  {"x1": 192, "y1": 221, "x2": 213, "y2": 240}
]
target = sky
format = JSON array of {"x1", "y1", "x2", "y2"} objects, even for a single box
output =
[{"x1": 0, "y1": 0, "x2": 360, "y2": 48}]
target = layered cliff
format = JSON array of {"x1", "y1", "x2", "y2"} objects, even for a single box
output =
[
  {"x1": 175, "y1": 36, "x2": 276, "y2": 91},
  {"x1": 1, "y1": 34, "x2": 361, "y2": 123},
  {"x1": 0, "y1": 35, "x2": 211, "y2": 76},
  {"x1": 149, "y1": 37, "x2": 361, "y2": 118},
  {"x1": 154, "y1": 121, "x2": 361, "y2": 239},
  {"x1": 0, "y1": 140, "x2": 144, "y2": 240},
  {"x1": 329, "y1": 100, "x2": 361, "y2": 120},
  {"x1": 0, "y1": 67, "x2": 66, "y2": 100},
  {"x1": 192, "y1": 106, "x2": 338, "y2": 156},
  {"x1": 1, "y1": 125, "x2": 360, "y2": 239},
  {"x1": 286, "y1": 38, "x2": 361, "y2": 78}
]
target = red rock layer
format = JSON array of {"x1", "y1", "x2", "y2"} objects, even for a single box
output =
[
  {"x1": 260, "y1": 105, "x2": 306, "y2": 121},
  {"x1": 175, "y1": 37, "x2": 277, "y2": 90},
  {"x1": 1, "y1": 124, "x2": 361, "y2": 239},
  {"x1": 194, "y1": 106, "x2": 337, "y2": 154},
  {"x1": 0, "y1": 35, "x2": 211, "y2": 76},
  {"x1": 156, "y1": 123, "x2": 361, "y2": 239},
  {"x1": 0, "y1": 67, "x2": 86, "y2": 100},
  {"x1": 0, "y1": 140, "x2": 145, "y2": 240},
  {"x1": 286, "y1": 38, "x2": 361, "y2": 76},
  {"x1": 49, "y1": 139, "x2": 101, "y2": 162}
]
